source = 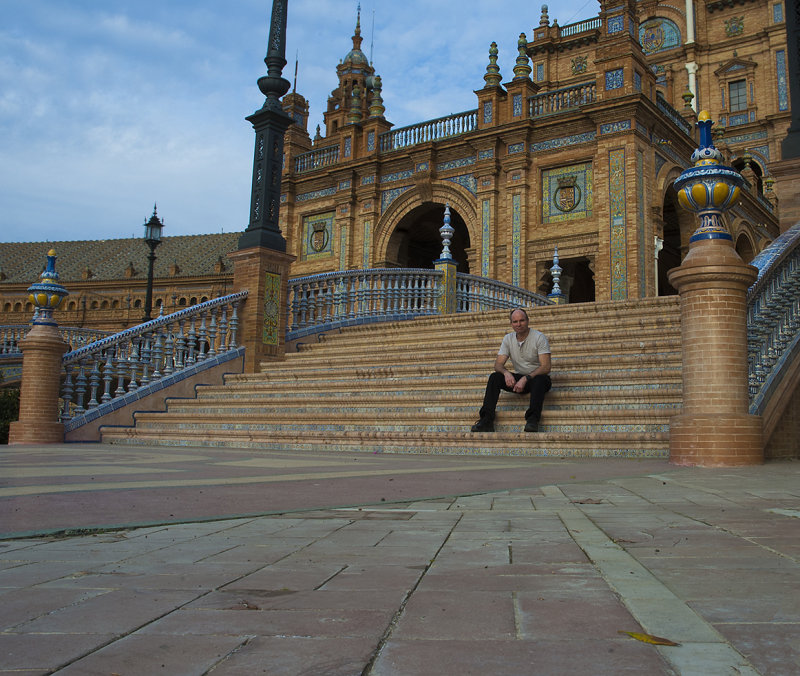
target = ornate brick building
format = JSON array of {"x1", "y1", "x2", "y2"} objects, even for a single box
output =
[{"x1": 1, "y1": 0, "x2": 792, "y2": 326}]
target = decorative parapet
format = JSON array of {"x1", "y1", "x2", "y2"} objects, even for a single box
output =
[
  {"x1": 378, "y1": 110, "x2": 477, "y2": 153},
  {"x1": 529, "y1": 82, "x2": 596, "y2": 118}
]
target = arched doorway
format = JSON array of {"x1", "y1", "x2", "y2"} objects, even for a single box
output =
[
  {"x1": 657, "y1": 187, "x2": 695, "y2": 296},
  {"x1": 735, "y1": 232, "x2": 755, "y2": 263},
  {"x1": 383, "y1": 202, "x2": 471, "y2": 272}
]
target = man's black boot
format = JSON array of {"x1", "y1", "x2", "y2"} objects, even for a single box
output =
[
  {"x1": 524, "y1": 419, "x2": 539, "y2": 433},
  {"x1": 471, "y1": 417, "x2": 495, "y2": 432}
]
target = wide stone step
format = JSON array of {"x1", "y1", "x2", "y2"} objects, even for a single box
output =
[{"x1": 101, "y1": 427, "x2": 669, "y2": 458}]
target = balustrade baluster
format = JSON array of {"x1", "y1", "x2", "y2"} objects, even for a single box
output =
[
  {"x1": 61, "y1": 365, "x2": 74, "y2": 422},
  {"x1": 140, "y1": 337, "x2": 152, "y2": 384},
  {"x1": 207, "y1": 310, "x2": 218, "y2": 358},
  {"x1": 197, "y1": 313, "x2": 208, "y2": 361},
  {"x1": 218, "y1": 308, "x2": 228, "y2": 353},
  {"x1": 186, "y1": 315, "x2": 197, "y2": 365},
  {"x1": 114, "y1": 344, "x2": 127, "y2": 396},
  {"x1": 87, "y1": 358, "x2": 101, "y2": 409},
  {"x1": 151, "y1": 329, "x2": 164, "y2": 378},
  {"x1": 175, "y1": 319, "x2": 187, "y2": 369},
  {"x1": 230, "y1": 301, "x2": 240, "y2": 347},
  {"x1": 101, "y1": 350, "x2": 114, "y2": 403},
  {"x1": 163, "y1": 326, "x2": 175, "y2": 375},
  {"x1": 74, "y1": 361, "x2": 87, "y2": 415},
  {"x1": 128, "y1": 338, "x2": 139, "y2": 392}
]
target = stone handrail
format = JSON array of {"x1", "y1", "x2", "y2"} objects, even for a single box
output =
[
  {"x1": 378, "y1": 110, "x2": 477, "y2": 153},
  {"x1": 0, "y1": 325, "x2": 112, "y2": 356},
  {"x1": 656, "y1": 92, "x2": 692, "y2": 136},
  {"x1": 529, "y1": 82, "x2": 596, "y2": 118},
  {"x1": 294, "y1": 144, "x2": 340, "y2": 173},
  {"x1": 287, "y1": 268, "x2": 441, "y2": 339},
  {"x1": 558, "y1": 17, "x2": 602, "y2": 37},
  {"x1": 746, "y1": 223, "x2": 800, "y2": 414},
  {"x1": 60, "y1": 292, "x2": 247, "y2": 423},
  {"x1": 287, "y1": 269, "x2": 554, "y2": 340},
  {"x1": 455, "y1": 274, "x2": 551, "y2": 312}
]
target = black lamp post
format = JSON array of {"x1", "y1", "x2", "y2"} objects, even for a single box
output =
[{"x1": 142, "y1": 206, "x2": 164, "y2": 322}]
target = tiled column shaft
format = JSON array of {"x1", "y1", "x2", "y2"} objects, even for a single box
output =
[
  {"x1": 667, "y1": 239, "x2": 762, "y2": 466},
  {"x1": 8, "y1": 324, "x2": 69, "y2": 444},
  {"x1": 229, "y1": 246, "x2": 296, "y2": 373}
]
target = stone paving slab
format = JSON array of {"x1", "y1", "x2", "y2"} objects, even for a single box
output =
[{"x1": 0, "y1": 444, "x2": 798, "y2": 674}]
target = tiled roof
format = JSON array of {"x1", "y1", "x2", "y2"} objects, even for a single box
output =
[{"x1": 0, "y1": 233, "x2": 240, "y2": 284}]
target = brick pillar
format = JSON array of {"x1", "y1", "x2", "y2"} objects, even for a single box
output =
[
  {"x1": 229, "y1": 246, "x2": 296, "y2": 373},
  {"x1": 8, "y1": 323, "x2": 69, "y2": 444},
  {"x1": 667, "y1": 239, "x2": 762, "y2": 466}
]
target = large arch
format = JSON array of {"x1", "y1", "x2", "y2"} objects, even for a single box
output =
[
  {"x1": 373, "y1": 184, "x2": 478, "y2": 272},
  {"x1": 657, "y1": 168, "x2": 696, "y2": 296}
]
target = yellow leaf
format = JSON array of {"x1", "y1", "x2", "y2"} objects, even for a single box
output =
[{"x1": 619, "y1": 631, "x2": 680, "y2": 646}]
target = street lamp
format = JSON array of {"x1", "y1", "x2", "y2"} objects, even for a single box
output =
[{"x1": 142, "y1": 205, "x2": 164, "y2": 322}]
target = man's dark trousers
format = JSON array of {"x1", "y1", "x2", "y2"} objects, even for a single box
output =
[{"x1": 479, "y1": 372, "x2": 552, "y2": 423}]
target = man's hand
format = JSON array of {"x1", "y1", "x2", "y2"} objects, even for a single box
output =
[
  {"x1": 505, "y1": 372, "x2": 518, "y2": 389},
  {"x1": 512, "y1": 375, "x2": 527, "y2": 393}
]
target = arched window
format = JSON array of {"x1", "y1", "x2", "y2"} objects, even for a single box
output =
[{"x1": 639, "y1": 18, "x2": 681, "y2": 55}]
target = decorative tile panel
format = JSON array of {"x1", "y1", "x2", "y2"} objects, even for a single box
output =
[
  {"x1": 536, "y1": 63, "x2": 544, "y2": 81},
  {"x1": 608, "y1": 15, "x2": 624, "y2": 33},
  {"x1": 339, "y1": 222, "x2": 347, "y2": 270},
  {"x1": 483, "y1": 100, "x2": 493, "y2": 124},
  {"x1": 531, "y1": 131, "x2": 596, "y2": 153},
  {"x1": 513, "y1": 94, "x2": 523, "y2": 116},
  {"x1": 609, "y1": 149, "x2": 628, "y2": 300},
  {"x1": 296, "y1": 187, "x2": 336, "y2": 202},
  {"x1": 478, "y1": 149, "x2": 494, "y2": 160},
  {"x1": 777, "y1": 50, "x2": 788, "y2": 111},
  {"x1": 338, "y1": 180, "x2": 351, "y2": 190},
  {"x1": 637, "y1": 150, "x2": 646, "y2": 298},
  {"x1": 750, "y1": 144, "x2": 770, "y2": 160},
  {"x1": 381, "y1": 186, "x2": 412, "y2": 213},
  {"x1": 262, "y1": 272, "x2": 281, "y2": 345},
  {"x1": 481, "y1": 199, "x2": 490, "y2": 277},
  {"x1": 725, "y1": 130, "x2": 767, "y2": 145},
  {"x1": 361, "y1": 175, "x2": 376, "y2": 185},
  {"x1": 639, "y1": 18, "x2": 681, "y2": 55},
  {"x1": 600, "y1": 120, "x2": 632, "y2": 135},
  {"x1": 774, "y1": 2, "x2": 784, "y2": 22},
  {"x1": 445, "y1": 174, "x2": 477, "y2": 195},
  {"x1": 634, "y1": 71, "x2": 642, "y2": 91},
  {"x1": 655, "y1": 153, "x2": 667, "y2": 176},
  {"x1": 605, "y1": 68, "x2": 624, "y2": 90},
  {"x1": 301, "y1": 212, "x2": 335, "y2": 260},
  {"x1": 415, "y1": 162, "x2": 429, "y2": 172},
  {"x1": 542, "y1": 163, "x2": 593, "y2": 223},
  {"x1": 512, "y1": 194, "x2": 521, "y2": 287},
  {"x1": 367, "y1": 130, "x2": 375, "y2": 152},
  {"x1": 508, "y1": 142, "x2": 524, "y2": 154},
  {"x1": 344, "y1": 137, "x2": 351, "y2": 158},
  {"x1": 362, "y1": 220, "x2": 372, "y2": 268},
  {"x1": 381, "y1": 170, "x2": 413, "y2": 183},
  {"x1": 280, "y1": 193, "x2": 287, "y2": 203},
  {"x1": 437, "y1": 157, "x2": 476, "y2": 172}
]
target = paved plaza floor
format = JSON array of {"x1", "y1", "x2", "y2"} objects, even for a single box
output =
[{"x1": 0, "y1": 444, "x2": 798, "y2": 675}]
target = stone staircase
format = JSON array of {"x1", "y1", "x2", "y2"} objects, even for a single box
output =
[{"x1": 102, "y1": 296, "x2": 682, "y2": 458}]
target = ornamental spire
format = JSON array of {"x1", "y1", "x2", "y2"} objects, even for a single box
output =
[
  {"x1": 513, "y1": 33, "x2": 532, "y2": 80},
  {"x1": 483, "y1": 42, "x2": 502, "y2": 87}
]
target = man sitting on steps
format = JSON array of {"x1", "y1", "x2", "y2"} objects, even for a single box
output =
[{"x1": 471, "y1": 308, "x2": 552, "y2": 433}]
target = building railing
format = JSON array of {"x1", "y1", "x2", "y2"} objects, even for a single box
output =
[
  {"x1": 294, "y1": 144, "x2": 340, "y2": 173},
  {"x1": 529, "y1": 82, "x2": 596, "y2": 118},
  {"x1": 59, "y1": 292, "x2": 247, "y2": 423},
  {"x1": 746, "y1": 223, "x2": 800, "y2": 414},
  {"x1": 656, "y1": 93, "x2": 692, "y2": 136},
  {"x1": 0, "y1": 325, "x2": 112, "y2": 356},
  {"x1": 456, "y1": 274, "x2": 551, "y2": 312},
  {"x1": 286, "y1": 268, "x2": 553, "y2": 340},
  {"x1": 557, "y1": 17, "x2": 602, "y2": 38},
  {"x1": 287, "y1": 268, "x2": 441, "y2": 338},
  {"x1": 378, "y1": 110, "x2": 478, "y2": 153}
]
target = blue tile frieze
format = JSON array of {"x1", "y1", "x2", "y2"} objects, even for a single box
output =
[
  {"x1": 444, "y1": 174, "x2": 477, "y2": 195},
  {"x1": 437, "y1": 157, "x2": 476, "y2": 172},
  {"x1": 600, "y1": 120, "x2": 631, "y2": 135},
  {"x1": 531, "y1": 132, "x2": 596, "y2": 153},
  {"x1": 296, "y1": 187, "x2": 336, "y2": 202},
  {"x1": 381, "y1": 186, "x2": 412, "y2": 213}
]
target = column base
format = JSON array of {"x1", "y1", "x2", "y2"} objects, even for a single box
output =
[
  {"x1": 8, "y1": 421, "x2": 65, "y2": 445},
  {"x1": 669, "y1": 414, "x2": 763, "y2": 467}
]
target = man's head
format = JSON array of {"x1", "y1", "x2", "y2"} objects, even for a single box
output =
[{"x1": 509, "y1": 308, "x2": 529, "y2": 336}]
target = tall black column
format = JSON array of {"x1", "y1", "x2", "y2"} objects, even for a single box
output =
[
  {"x1": 239, "y1": 0, "x2": 292, "y2": 252},
  {"x1": 782, "y1": 0, "x2": 800, "y2": 158}
]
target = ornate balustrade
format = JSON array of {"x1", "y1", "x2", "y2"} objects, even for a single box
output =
[
  {"x1": 557, "y1": 17, "x2": 602, "y2": 37},
  {"x1": 529, "y1": 82, "x2": 596, "y2": 118},
  {"x1": 455, "y1": 274, "x2": 551, "y2": 312},
  {"x1": 378, "y1": 110, "x2": 477, "y2": 153},
  {"x1": 294, "y1": 144, "x2": 340, "y2": 173},
  {"x1": 60, "y1": 292, "x2": 247, "y2": 424},
  {"x1": 746, "y1": 223, "x2": 800, "y2": 414},
  {"x1": 287, "y1": 269, "x2": 441, "y2": 339},
  {"x1": 656, "y1": 93, "x2": 692, "y2": 136},
  {"x1": 287, "y1": 269, "x2": 553, "y2": 340},
  {"x1": 0, "y1": 325, "x2": 112, "y2": 356}
]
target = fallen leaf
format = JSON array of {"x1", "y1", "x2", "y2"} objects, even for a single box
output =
[
  {"x1": 571, "y1": 498, "x2": 603, "y2": 504},
  {"x1": 619, "y1": 631, "x2": 680, "y2": 646}
]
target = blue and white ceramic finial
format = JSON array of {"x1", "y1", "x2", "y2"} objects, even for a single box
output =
[
  {"x1": 673, "y1": 111, "x2": 744, "y2": 243},
  {"x1": 27, "y1": 249, "x2": 69, "y2": 326},
  {"x1": 439, "y1": 204, "x2": 455, "y2": 260}
]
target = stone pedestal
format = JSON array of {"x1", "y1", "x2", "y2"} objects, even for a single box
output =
[
  {"x1": 435, "y1": 258, "x2": 457, "y2": 315},
  {"x1": 229, "y1": 246, "x2": 296, "y2": 373},
  {"x1": 8, "y1": 324, "x2": 69, "y2": 444},
  {"x1": 667, "y1": 239, "x2": 762, "y2": 466}
]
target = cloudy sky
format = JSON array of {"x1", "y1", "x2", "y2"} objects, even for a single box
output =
[{"x1": 1, "y1": 0, "x2": 595, "y2": 244}]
